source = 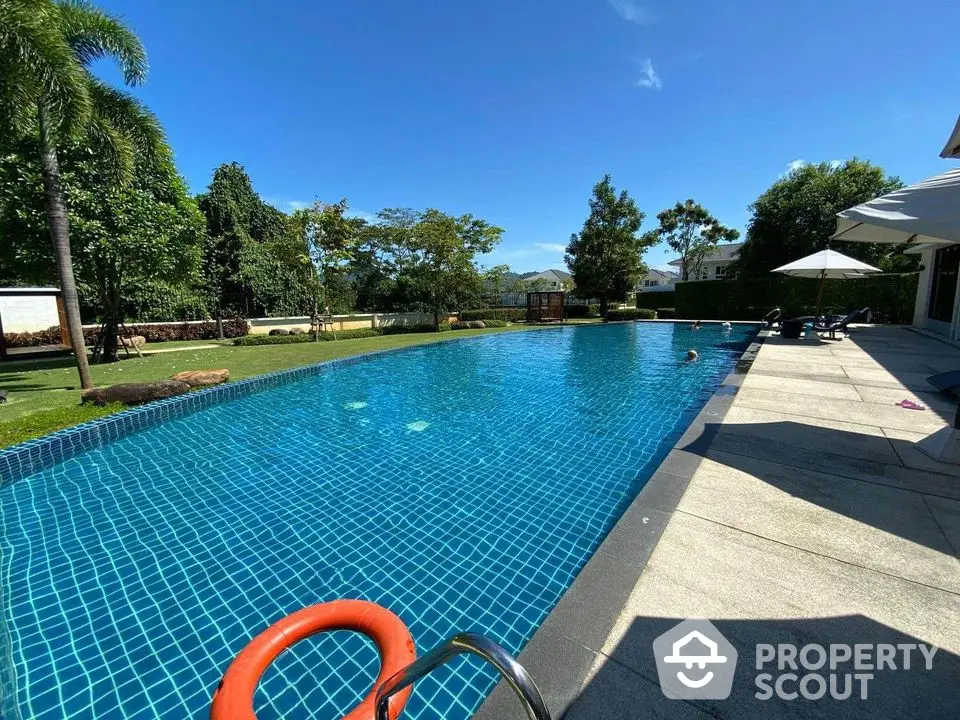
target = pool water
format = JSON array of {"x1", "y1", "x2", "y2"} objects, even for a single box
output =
[{"x1": 0, "y1": 322, "x2": 755, "y2": 719}]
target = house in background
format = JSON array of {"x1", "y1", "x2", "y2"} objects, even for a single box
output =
[
  {"x1": 523, "y1": 269, "x2": 572, "y2": 291},
  {"x1": 669, "y1": 242, "x2": 744, "y2": 281},
  {"x1": 637, "y1": 268, "x2": 679, "y2": 291}
]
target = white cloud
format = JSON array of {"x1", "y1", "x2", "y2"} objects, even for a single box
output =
[
  {"x1": 607, "y1": 0, "x2": 657, "y2": 25},
  {"x1": 535, "y1": 243, "x2": 568, "y2": 253},
  {"x1": 636, "y1": 58, "x2": 662, "y2": 90},
  {"x1": 286, "y1": 200, "x2": 309, "y2": 212},
  {"x1": 787, "y1": 159, "x2": 807, "y2": 173},
  {"x1": 829, "y1": 159, "x2": 843, "y2": 169}
]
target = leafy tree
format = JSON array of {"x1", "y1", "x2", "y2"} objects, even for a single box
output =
[
  {"x1": 527, "y1": 278, "x2": 551, "y2": 292},
  {"x1": 0, "y1": 0, "x2": 165, "y2": 387},
  {"x1": 0, "y1": 136, "x2": 204, "y2": 362},
  {"x1": 565, "y1": 175, "x2": 652, "y2": 317},
  {"x1": 291, "y1": 199, "x2": 362, "y2": 318},
  {"x1": 643, "y1": 200, "x2": 739, "y2": 281},
  {"x1": 734, "y1": 159, "x2": 908, "y2": 277},
  {"x1": 397, "y1": 209, "x2": 503, "y2": 328}
]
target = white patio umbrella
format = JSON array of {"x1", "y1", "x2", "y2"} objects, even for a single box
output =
[
  {"x1": 832, "y1": 168, "x2": 960, "y2": 246},
  {"x1": 772, "y1": 248, "x2": 881, "y2": 315}
]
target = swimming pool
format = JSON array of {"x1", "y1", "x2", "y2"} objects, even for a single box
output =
[{"x1": 0, "y1": 322, "x2": 756, "y2": 719}]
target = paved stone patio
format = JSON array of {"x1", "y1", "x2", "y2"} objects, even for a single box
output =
[{"x1": 479, "y1": 325, "x2": 959, "y2": 719}]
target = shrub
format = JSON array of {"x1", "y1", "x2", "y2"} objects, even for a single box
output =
[
  {"x1": 316, "y1": 328, "x2": 380, "y2": 341},
  {"x1": 657, "y1": 308, "x2": 676, "y2": 319},
  {"x1": 674, "y1": 274, "x2": 918, "y2": 322},
  {"x1": 3, "y1": 326, "x2": 62, "y2": 348},
  {"x1": 460, "y1": 308, "x2": 526, "y2": 322},
  {"x1": 481, "y1": 319, "x2": 507, "y2": 328},
  {"x1": 379, "y1": 324, "x2": 439, "y2": 335},
  {"x1": 467, "y1": 320, "x2": 486, "y2": 329},
  {"x1": 233, "y1": 333, "x2": 315, "y2": 346},
  {"x1": 565, "y1": 305, "x2": 600, "y2": 319},
  {"x1": 607, "y1": 308, "x2": 657, "y2": 321},
  {"x1": 438, "y1": 323, "x2": 452, "y2": 332},
  {"x1": 636, "y1": 291, "x2": 675, "y2": 310}
]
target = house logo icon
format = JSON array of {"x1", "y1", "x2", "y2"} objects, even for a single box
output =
[{"x1": 653, "y1": 619, "x2": 738, "y2": 699}]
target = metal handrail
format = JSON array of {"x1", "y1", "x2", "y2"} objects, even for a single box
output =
[{"x1": 374, "y1": 632, "x2": 552, "y2": 720}]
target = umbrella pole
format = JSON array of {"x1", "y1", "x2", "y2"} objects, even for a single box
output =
[{"x1": 815, "y1": 269, "x2": 826, "y2": 318}]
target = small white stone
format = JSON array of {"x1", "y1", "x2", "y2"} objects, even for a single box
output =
[{"x1": 406, "y1": 420, "x2": 430, "y2": 432}]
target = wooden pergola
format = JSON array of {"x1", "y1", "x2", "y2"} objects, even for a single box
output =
[{"x1": 526, "y1": 291, "x2": 565, "y2": 323}]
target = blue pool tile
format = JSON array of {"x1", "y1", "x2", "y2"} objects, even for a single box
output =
[{"x1": 0, "y1": 323, "x2": 756, "y2": 719}]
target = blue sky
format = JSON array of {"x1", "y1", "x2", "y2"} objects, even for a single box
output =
[{"x1": 98, "y1": 0, "x2": 958, "y2": 272}]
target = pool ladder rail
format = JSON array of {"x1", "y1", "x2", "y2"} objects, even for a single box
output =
[{"x1": 375, "y1": 632, "x2": 552, "y2": 720}]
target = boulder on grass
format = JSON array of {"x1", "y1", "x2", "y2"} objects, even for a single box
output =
[
  {"x1": 289, "y1": 327, "x2": 305, "y2": 335},
  {"x1": 268, "y1": 328, "x2": 289, "y2": 336},
  {"x1": 121, "y1": 335, "x2": 146, "y2": 348},
  {"x1": 170, "y1": 369, "x2": 230, "y2": 388},
  {"x1": 81, "y1": 380, "x2": 189, "y2": 407}
]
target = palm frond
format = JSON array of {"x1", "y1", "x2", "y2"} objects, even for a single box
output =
[
  {"x1": 0, "y1": 0, "x2": 91, "y2": 135},
  {"x1": 86, "y1": 75, "x2": 167, "y2": 182},
  {"x1": 55, "y1": 0, "x2": 147, "y2": 85}
]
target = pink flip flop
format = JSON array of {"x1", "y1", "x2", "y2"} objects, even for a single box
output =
[{"x1": 897, "y1": 399, "x2": 926, "y2": 411}]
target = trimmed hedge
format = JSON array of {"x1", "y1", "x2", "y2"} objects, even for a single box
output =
[
  {"x1": 482, "y1": 319, "x2": 507, "y2": 328},
  {"x1": 656, "y1": 308, "x2": 676, "y2": 319},
  {"x1": 636, "y1": 291, "x2": 676, "y2": 310},
  {"x1": 4, "y1": 319, "x2": 249, "y2": 348},
  {"x1": 565, "y1": 304, "x2": 600, "y2": 318},
  {"x1": 232, "y1": 323, "x2": 471, "y2": 347},
  {"x1": 607, "y1": 308, "x2": 657, "y2": 321},
  {"x1": 460, "y1": 308, "x2": 526, "y2": 322},
  {"x1": 3, "y1": 326, "x2": 62, "y2": 348},
  {"x1": 674, "y1": 273, "x2": 918, "y2": 323}
]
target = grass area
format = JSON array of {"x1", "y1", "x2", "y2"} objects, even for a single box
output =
[{"x1": 0, "y1": 324, "x2": 538, "y2": 449}]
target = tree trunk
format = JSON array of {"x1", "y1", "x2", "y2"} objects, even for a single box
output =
[
  {"x1": 101, "y1": 284, "x2": 121, "y2": 363},
  {"x1": 38, "y1": 107, "x2": 93, "y2": 389},
  {"x1": 599, "y1": 295, "x2": 609, "y2": 322}
]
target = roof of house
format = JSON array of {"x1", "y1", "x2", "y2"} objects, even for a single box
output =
[
  {"x1": 668, "y1": 242, "x2": 743, "y2": 267},
  {"x1": 647, "y1": 268, "x2": 679, "y2": 280},
  {"x1": 525, "y1": 269, "x2": 571, "y2": 283}
]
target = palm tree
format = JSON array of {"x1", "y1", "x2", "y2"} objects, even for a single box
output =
[{"x1": 0, "y1": 0, "x2": 164, "y2": 387}]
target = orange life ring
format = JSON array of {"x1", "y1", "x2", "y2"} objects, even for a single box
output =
[{"x1": 211, "y1": 599, "x2": 417, "y2": 720}]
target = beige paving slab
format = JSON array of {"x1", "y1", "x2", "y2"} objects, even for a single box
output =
[
  {"x1": 740, "y1": 372, "x2": 862, "y2": 400},
  {"x1": 854, "y1": 384, "x2": 956, "y2": 416},
  {"x1": 601, "y1": 513, "x2": 960, "y2": 655},
  {"x1": 925, "y1": 496, "x2": 960, "y2": 557},
  {"x1": 677, "y1": 455, "x2": 960, "y2": 592},
  {"x1": 734, "y1": 387, "x2": 947, "y2": 434},
  {"x1": 713, "y1": 404, "x2": 899, "y2": 463},
  {"x1": 883, "y1": 428, "x2": 960, "y2": 480},
  {"x1": 748, "y1": 360, "x2": 848, "y2": 378},
  {"x1": 840, "y1": 366, "x2": 934, "y2": 389}
]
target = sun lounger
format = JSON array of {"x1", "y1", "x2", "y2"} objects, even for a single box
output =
[{"x1": 813, "y1": 307, "x2": 869, "y2": 340}]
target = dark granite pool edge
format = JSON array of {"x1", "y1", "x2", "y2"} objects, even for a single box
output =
[{"x1": 474, "y1": 329, "x2": 769, "y2": 720}]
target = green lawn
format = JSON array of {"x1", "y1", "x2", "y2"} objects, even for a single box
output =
[{"x1": 0, "y1": 324, "x2": 539, "y2": 449}]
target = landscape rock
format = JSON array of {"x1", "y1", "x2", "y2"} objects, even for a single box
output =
[
  {"x1": 121, "y1": 335, "x2": 146, "y2": 348},
  {"x1": 289, "y1": 327, "x2": 305, "y2": 335},
  {"x1": 468, "y1": 320, "x2": 486, "y2": 329},
  {"x1": 268, "y1": 328, "x2": 289, "y2": 336},
  {"x1": 170, "y1": 369, "x2": 230, "y2": 388},
  {"x1": 81, "y1": 380, "x2": 190, "y2": 407}
]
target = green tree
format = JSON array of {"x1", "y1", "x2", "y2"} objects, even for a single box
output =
[
  {"x1": 0, "y1": 137, "x2": 204, "y2": 362},
  {"x1": 197, "y1": 162, "x2": 297, "y2": 317},
  {"x1": 404, "y1": 209, "x2": 503, "y2": 328},
  {"x1": 734, "y1": 159, "x2": 908, "y2": 277},
  {"x1": 565, "y1": 175, "x2": 651, "y2": 318},
  {"x1": 0, "y1": 0, "x2": 165, "y2": 387},
  {"x1": 291, "y1": 199, "x2": 361, "y2": 318},
  {"x1": 643, "y1": 199, "x2": 739, "y2": 281}
]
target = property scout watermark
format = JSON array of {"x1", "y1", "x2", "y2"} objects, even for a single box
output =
[{"x1": 653, "y1": 619, "x2": 939, "y2": 701}]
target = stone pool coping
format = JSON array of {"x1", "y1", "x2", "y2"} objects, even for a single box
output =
[{"x1": 475, "y1": 327, "x2": 768, "y2": 719}]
